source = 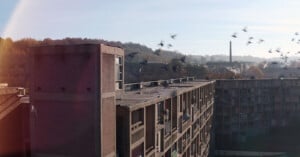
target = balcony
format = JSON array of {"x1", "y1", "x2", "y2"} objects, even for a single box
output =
[
  {"x1": 132, "y1": 120, "x2": 143, "y2": 129},
  {"x1": 172, "y1": 131, "x2": 178, "y2": 142},
  {"x1": 165, "y1": 120, "x2": 172, "y2": 138},
  {"x1": 182, "y1": 139, "x2": 187, "y2": 151},
  {"x1": 146, "y1": 146, "x2": 155, "y2": 157},
  {"x1": 195, "y1": 110, "x2": 201, "y2": 120},
  {"x1": 192, "y1": 126, "x2": 200, "y2": 138},
  {"x1": 164, "y1": 136, "x2": 172, "y2": 150},
  {"x1": 182, "y1": 120, "x2": 191, "y2": 133},
  {"x1": 178, "y1": 138, "x2": 183, "y2": 154},
  {"x1": 131, "y1": 125, "x2": 144, "y2": 144}
]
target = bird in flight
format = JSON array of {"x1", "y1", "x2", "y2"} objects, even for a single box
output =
[
  {"x1": 258, "y1": 39, "x2": 264, "y2": 44},
  {"x1": 246, "y1": 41, "x2": 252, "y2": 45},
  {"x1": 167, "y1": 44, "x2": 173, "y2": 48},
  {"x1": 248, "y1": 37, "x2": 254, "y2": 40},
  {"x1": 276, "y1": 48, "x2": 281, "y2": 53},
  {"x1": 232, "y1": 32, "x2": 237, "y2": 38},
  {"x1": 291, "y1": 38, "x2": 295, "y2": 42},
  {"x1": 170, "y1": 34, "x2": 177, "y2": 39},
  {"x1": 242, "y1": 27, "x2": 248, "y2": 32},
  {"x1": 158, "y1": 40, "x2": 164, "y2": 47},
  {"x1": 268, "y1": 49, "x2": 272, "y2": 53},
  {"x1": 295, "y1": 32, "x2": 299, "y2": 35}
]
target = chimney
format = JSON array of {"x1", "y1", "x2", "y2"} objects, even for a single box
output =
[{"x1": 229, "y1": 41, "x2": 232, "y2": 64}]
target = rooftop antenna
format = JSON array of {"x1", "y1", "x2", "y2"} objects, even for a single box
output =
[{"x1": 229, "y1": 41, "x2": 232, "y2": 64}]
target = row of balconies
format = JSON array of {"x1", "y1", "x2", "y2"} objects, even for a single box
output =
[
  {"x1": 178, "y1": 135, "x2": 210, "y2": 157},
  {"x1": 178, "y1": 110, "x2": 212, "y2": 156},
  {"x1": 127, "y1": 84, "x2": 214, "y2": 157}
]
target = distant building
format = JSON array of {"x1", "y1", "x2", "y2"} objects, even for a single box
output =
[
  {"x1": 30, "y1": 44, "x2": 124, "y2": 157},
  {"x1": 116, "y1": 78, "x2": 215, "y2": 157},
  {"x1": 214, "y1": 79, "x2": 300, "y2": 150},
  {"x1": 206, "y1": 61, "x2": 252, "y2": 75},
  {"x1": 263, "y1": 66, "x2": 300, "y2": 78}
]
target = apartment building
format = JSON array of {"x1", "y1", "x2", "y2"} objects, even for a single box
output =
[
  {"x1": 0, "y1": 86, "x2": 30, "y2": 157},
  {"x1": 29, "y1": 44, "x2": 124, "y2": 157},
  {"x1": 215, "y1": 79, "x2": 300, "y2": 150},
  {"x1": 1, "y1": 43, "x2": 216, "y2": 157},
  {"x1": 116, "y1": 78, "x2": 215, "y2": 157}
]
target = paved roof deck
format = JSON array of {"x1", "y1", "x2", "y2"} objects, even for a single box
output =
[
  {"x1": 0, "y1": 87, "x2": 19, "y2": 95},
  {"x1": 0, "y1": 88, "x2": 21, "y2": 120},
  {"x1": 117, "y1": 80, "x2": 213, "y2": 110},
  {"x1": 0, "y1": 87, "x2": 28, "y2": 120}
]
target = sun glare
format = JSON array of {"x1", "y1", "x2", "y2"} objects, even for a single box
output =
[{"x1": 2, "y1": 0, "x2": 26, "y2": 38}]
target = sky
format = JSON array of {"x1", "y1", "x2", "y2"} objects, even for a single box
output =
[{"x1": 1, "y1": 0, "x2": 300, "y2": 58}]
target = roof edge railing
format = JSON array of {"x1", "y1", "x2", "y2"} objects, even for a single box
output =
[{"x1": 124, "y1": 77, "x2": 195, "y2": 91}]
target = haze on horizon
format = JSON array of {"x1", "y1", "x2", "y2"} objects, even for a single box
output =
[{"x1": 1, "y1": 0, "x2": 300, "y2": 58}]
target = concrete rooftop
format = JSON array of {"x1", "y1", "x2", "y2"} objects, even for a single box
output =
[{"x1": 116, "y1": 80, "x2": 214, "y2": 110}]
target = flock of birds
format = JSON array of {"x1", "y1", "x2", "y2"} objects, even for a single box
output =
[
  {"x1": 231, "y1": 26, "x2": 300, "y2": 67},
  {"x1": 154, "y1": 27, "x2": 300, "y2": 71},
  {"x1": 126, "y1": 34, "x2": 178, "y2": 62},
  {"x1": 136, "y1": 34, "x2": 183, "y2": 74},
  {"x1": 157, "y1": 34, "x2": 187, "y2": 63},
  {"x1": 232, "y1": 27, "x2": 265, "y2": 46},
  {"x1": 158, "y1": 34, "x2": 177, "y2": 49},
  {"x1": 126, "y1": 26, "x2": 300, "y2": 80},
  {"x1": 267, "y1": 32, "x2": 300, "y2": 63}
]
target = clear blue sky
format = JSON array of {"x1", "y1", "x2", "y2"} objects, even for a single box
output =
[{"x1": 1, "y1": 0, "x2": 300, "y2": 58}]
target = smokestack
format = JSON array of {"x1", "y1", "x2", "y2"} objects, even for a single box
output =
[{"x1": 229, "y1": 41, "x2": 232, "y2": 64}]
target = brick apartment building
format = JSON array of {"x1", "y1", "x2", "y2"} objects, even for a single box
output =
[
  {"x1": 29, "y1": 44, "x2": 124, "y2": 157},
  {"x1": 214, "y1": 79, "x2": 300, "y2": 150},
  {"x1": 116, "y1": 79, "x2": 215, "y2": 157},
  {"x1": 27, "y1": 43, "x2": 217, "y2": 157}
]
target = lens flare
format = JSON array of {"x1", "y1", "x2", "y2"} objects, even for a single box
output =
[{"x1": 2, "y1": 0, "x2": 26, "y2": 39}]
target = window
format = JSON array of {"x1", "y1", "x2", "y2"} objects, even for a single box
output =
[{"x1": 115, "y1": 56, "x2": 123, "y2": 90}]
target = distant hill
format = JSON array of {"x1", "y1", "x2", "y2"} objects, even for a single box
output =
[
  {"x1": 0, "y1": 37, "x2": 265, "y2": 86},
  {"x1": 124, "y1": 45, "x2": 184, "y2": 63}
]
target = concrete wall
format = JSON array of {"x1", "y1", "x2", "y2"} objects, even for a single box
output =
[
  {"x1": 100, "y1": 45, "x2": 124, "y2": 157},
  {"x1": 102, "y1": 97, "x2": 116, "y2": 157},
  {"x1": 30, "y1": 45, "x2": 101, "y2": 157},
  {"x1": 101, "y1": 53, "x2": 117, "y2": 157},
  {"x1": 215, "y1": 79, "x2": 300, "y2": 150},
  {"x1": 145, "y1": 105, "x2": 155, "y2": 151},
  {"x1": 30, "y1": 44, "x2": 124, "y2": 157},
  {"x1": 102, "y1": 53, "x2": 115, "y2": 93}
]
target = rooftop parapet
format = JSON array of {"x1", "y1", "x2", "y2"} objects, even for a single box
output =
[
  {"x1": 124, "y1": 77, "x2": 196, "y2": 91},
  {"x1": 117, "y1": 78, "x2": 215, "y2": 110}
]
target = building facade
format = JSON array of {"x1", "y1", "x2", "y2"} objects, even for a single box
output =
[
  {"x1": 30, "y1": 44, "x2": 124, "y2": 157},
  {"x1": 215, "y1": 79, "x2": 300, "y2": 150},
  {"x1": 116, "y1": 78, "x2": 215, "y2": 157}
]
